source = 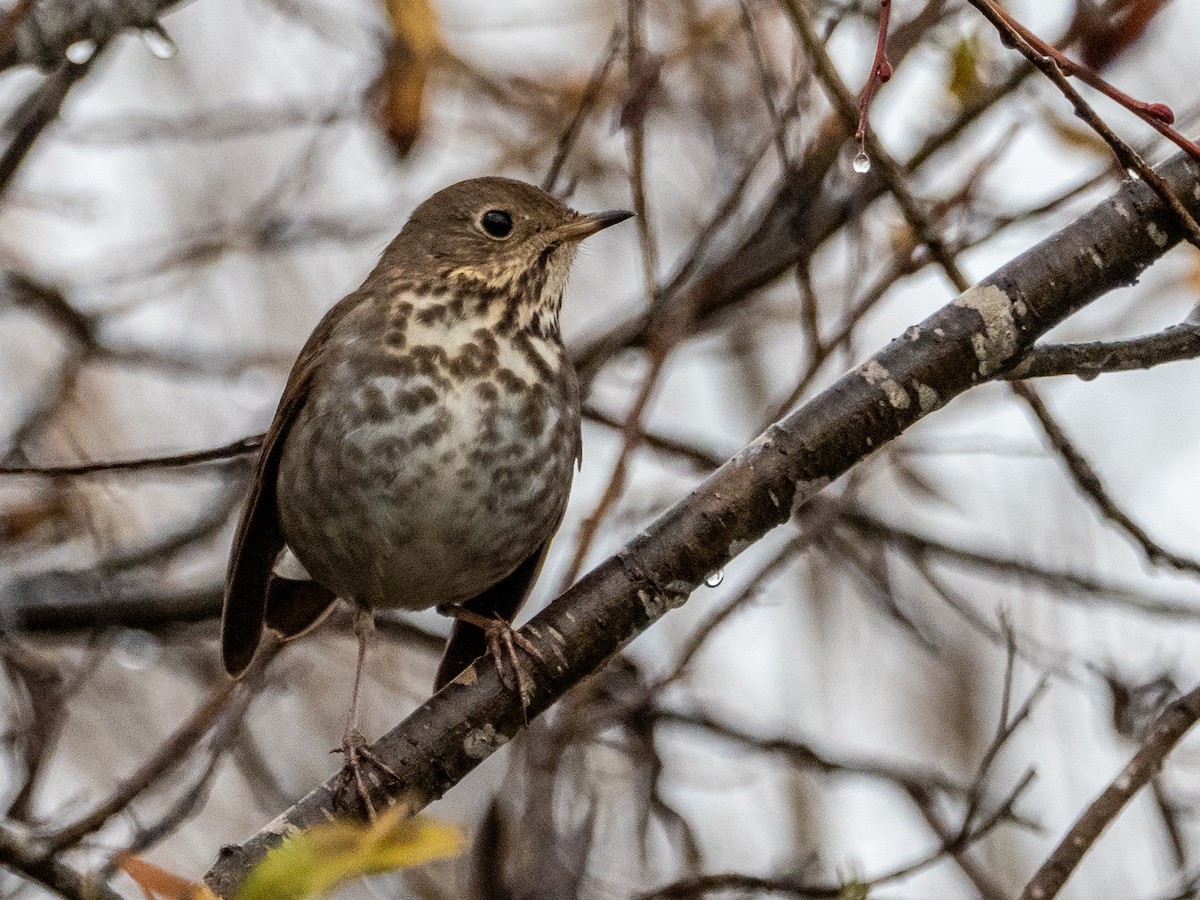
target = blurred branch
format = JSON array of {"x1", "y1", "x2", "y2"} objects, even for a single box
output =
[
  {"x1": 553, "y1": 1, "x2": 667, "y2": 593},
  {"x1": 3, "y1": 271, "x2": 93, "y2": 344},
  {"x1": 4, "y1": 579, "x2": 224, "y2": 631},
  {"x1": 2, "y1": 639, "x2": 73, "y2": 821},
  {"x1": 0, "y1": 59, "x2": 93, "y2": 198},
  {"x1": 1019, "y1": 684, "x2": 1200, "y2": 900},
  {"x1": 570, "y1": 1, "x2": 1036, "y2": 387},
  {"x1": 205, "y1": 145, "x2": 1200, "y2": 899},
  {"x1": 0, "y1": 0, "x2": 37, "y2": 61},
  {"x1": 0, "y1": 819, "x2": 123, "y2": 900},
  {"x1": 0, "y1": 0, "x2": 184, "y2": 71},
  {"x1": 643, "y1": 684, "x2": 1039, "y2": 900},
  {"x1": 44, "y1": 642, "x2": 276, "y2": 852},
  {"x1": 650, "y1": 530, "x2": 821, "y2": 692},
  {"x1": 0, "y1": 434, "x2": 262, "y2": 476},
  {"x1": 655, "y1": 708, "x2": 967, "y2": 798},
  {"x1": 541, "y1": 25, "x2": 622, "y2": 194},
  {"x1": 0, "y1": 0, "x2": 185, "y2": 198},
  {"x1": 642, "y1": 763, "x2": 1032, "y2": 898},
  {"x1": 838, "y1": 502, "x2": 1200, "y2": 621},
  {"x1": 1013, "y1": 381, "x2": 1200, "y2": 577}
]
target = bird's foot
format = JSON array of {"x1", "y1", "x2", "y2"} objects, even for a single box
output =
[
  {"x1": 437, "y1": 605, "x2": 545, "y2": 714},
  {"x1": 334, "y1": 727, "x2": 399, "y2": 821}
]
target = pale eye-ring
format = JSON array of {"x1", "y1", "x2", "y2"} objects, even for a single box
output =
[{"x1": 480, "y1": 209, "x2": 514, "y2": 239}]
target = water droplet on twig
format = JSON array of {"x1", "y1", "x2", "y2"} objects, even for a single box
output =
[
  {"x1": 65, "y1": 39, "x2": 98, "y2": 64},
  {"x1": 704, "y1": 569, "x2": 724, "y2": 588},
  {"x1": 140, "y1": 24, "x2": 177, "y2": 59},
  {"x1": 113, "y1": 629, "x2": 161, "y2": 670},
  {"x1": 852, "y1": 150, "x2": 871, "y2": 174}
]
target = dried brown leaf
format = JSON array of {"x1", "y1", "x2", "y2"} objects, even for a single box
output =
[{"x1": 377, "y1": 0, "x2": 442, "y2": 155}]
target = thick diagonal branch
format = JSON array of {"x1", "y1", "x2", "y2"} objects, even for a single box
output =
[{"x1": 204, "y1": 150, "x2": 1200, "y2": 897}]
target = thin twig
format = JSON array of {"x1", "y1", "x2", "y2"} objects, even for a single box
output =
[
  {"x1": 0, "y1": 820, "x2": 123, "y2": 900},
  {"x1": 1012, "y1": 381, "x2": 1200, "y2": 577},
  {"x1": 984, "y1": 0, "x2": 1200, "y2": 163},
  {"x1": 44, "y1": 642, "x2": 277, "y2": 851},
  {"x1": 1019, "y1": 684, "x2": 1200, "y2": 900},
  {"x1": 0, "y1": 435, "x2": 264, "y2": 477},
  {"x1": 1004, "y1": 324, "x2": 1200, "y2": 380},
  {"x1": 854, "y1": 0, "x2": 892, "y2": 150},
  {"x1": 782, "y1": 0, "x2": 971, "y2": 293},
  {"x1": 541, "y1": 25, "x2": 623, "y2": 194},
  {"x1": 964, "y1": 0, "x2": 1200, "y2": 249}
]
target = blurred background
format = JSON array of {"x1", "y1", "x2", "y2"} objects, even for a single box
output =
[{"x1": 2, "y1": 0, "x2": 1200, "y2": 897}]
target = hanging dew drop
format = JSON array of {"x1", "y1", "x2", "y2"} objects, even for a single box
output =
[
  {"x1": 112, "y1": 629, "x2": 161, "y2": 671},
  {"x1": 140, "y1": 24, "x2": 177, "y2": 59},
  {"x1": 1125, "y1": 168, "x2": 1141, "y2": 180},
  {"x1": 852, "y1": 151, "x2": 871, "y2": 174},
  {"x1": 704, "y1": 569, "x2": 724, "y2": 588},
  {"x1": 65, "y1": 39, "x2": 98, "y2": 64}
]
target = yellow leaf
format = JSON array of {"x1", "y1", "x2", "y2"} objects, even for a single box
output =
[
  {"x1": 235, "y1": 810, "x2": 464, "y2": 900},
  {"x1": 946, "y1": 33, "x2": 985, "y2": 107}
]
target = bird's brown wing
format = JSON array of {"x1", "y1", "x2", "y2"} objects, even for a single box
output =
[
  {"x1": 221, "y1": 293, "x2": 366, "y2": 677},
  {"x1": 433, "y1": 538, "x2": 552, "y2": 690},
  {"x1": 221, "y1": 379, "x2": 312, "y2": 676}
]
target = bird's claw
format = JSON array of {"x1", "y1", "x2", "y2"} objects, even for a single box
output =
[
  {"x1": 437, "y1": 604, "x2": 546, "y2": 715},
  {"x1": 335, "y1": 727, "x2": 399, "y2": 820}
]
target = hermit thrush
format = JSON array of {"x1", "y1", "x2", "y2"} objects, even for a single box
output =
[{"x1": 221, "y1": 176, "x2": 631, "y2": 805}]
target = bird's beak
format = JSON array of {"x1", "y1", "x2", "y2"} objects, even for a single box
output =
[{"x1": 553, "y1": 209, "x2": 634, "y2": 243}]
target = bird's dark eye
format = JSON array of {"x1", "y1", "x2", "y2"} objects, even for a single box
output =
[{"x1": 480, "y1": 209, "x2": 513, "y2": 238}]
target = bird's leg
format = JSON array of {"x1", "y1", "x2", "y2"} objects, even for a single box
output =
[
  {"x1": 337, "y1": 605, "x2": 398, "y2": 820},
  {"x1": 436, "y1": 604, "x2": 546, "y2": 712}
]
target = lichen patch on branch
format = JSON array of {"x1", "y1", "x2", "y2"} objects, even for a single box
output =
[
  {"x1": 913, "y1": 381, "x2": 941, "y2": 413},
  {"x1": 857, "y1": 358, "x2": 910, "y2": 410},
  {"x1": 955, "y1": 284, "x2": 1019, "y2": 377}
]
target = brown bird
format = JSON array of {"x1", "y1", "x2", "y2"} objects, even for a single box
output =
[{"x1": 221, "y1": 176, "x2": 631, "y2": 806}]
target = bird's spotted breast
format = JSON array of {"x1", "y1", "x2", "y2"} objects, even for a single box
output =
[{"x1": 275, "y1": 293, "x2": 579, "y2": 611}]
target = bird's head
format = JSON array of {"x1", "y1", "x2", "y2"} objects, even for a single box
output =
[{"x1": 373, "y1": 176, "x2": 632, "y2": 338}]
